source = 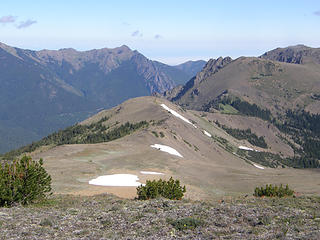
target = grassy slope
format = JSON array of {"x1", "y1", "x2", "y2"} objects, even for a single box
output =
[
  {"x1": 21, "y1": 96, "x2": 320, "y2": 200},
  {"x1": 173, "y1": 57, "x2": 320, "y2": 114}
]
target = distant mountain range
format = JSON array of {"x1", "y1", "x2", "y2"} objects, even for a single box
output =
[{"x1": 0, "y1": 42, "x2": 205, "y2": 153}]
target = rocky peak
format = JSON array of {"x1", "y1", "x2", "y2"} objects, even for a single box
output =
[
  {"x1": 35, "y1": 45, "x2": 136, "y2": 73},
  {"x1": 194, "y1": 56, "x2": 232, "y2": 85},
  {"x1": 260, "y1": 45, "x2": 320, "y2": 64}
]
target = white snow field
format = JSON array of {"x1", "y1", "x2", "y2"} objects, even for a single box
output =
[
  {"x1": 89, "y1": 174, "x2": 143, "y2": 186},
  {"x1": 140, "y1": 171, "x2": 164, "y2": 175},
  {"x1": 150, "y1": 144, "x2": 183, "y2": 158},
  {"x1": 160, "y1": 104, "x2": 197, "y2": 128},
  {"x1": 238, "y1": 146, "x2": 254, "y2": 151},
  {"x1": 238, "y1": 145, "x2": 261, "y2": 152},
  {"x1": 203, "y1": 130, "x2": 212, "y2": 138},
  {"x1": 253, "y1": 163, "x2": 265, "y2": 170}
]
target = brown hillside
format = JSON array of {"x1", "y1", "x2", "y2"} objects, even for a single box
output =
[{"x1": 31, "y1": 97, "x2": 320, "y2": 200}]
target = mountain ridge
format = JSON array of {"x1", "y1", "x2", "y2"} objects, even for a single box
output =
[
  {"x1": 0, "y1": 42, "x2": 205, "y2": 153},
  {"x1": 260, "y1": 44, "x2": 320, "y2": 65},
  {"x1": 4, "y1": 96, "x2": 320, "y2": 200}
]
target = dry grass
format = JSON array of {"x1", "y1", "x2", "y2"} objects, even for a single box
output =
[{"x1": 30, "y1": 97, "x2": 320, "y2": 200}]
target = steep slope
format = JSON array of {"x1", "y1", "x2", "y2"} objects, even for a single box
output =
[
  {"x1": 168, "y1": 55, "x2": 320, "y2": 114},
  {"x1": 3, "y1": 97, "x2": 320, "y2": 199},
  {"x1": 0, "y1": 42, "x2": 193, "y2": 153},
  {"x1": 260, "y1": 44, "x2": 320, "y2": 65},
  {"x1": 164, "y1": 57, "x2": 232, "y2": 102},
  {"x1": 164, "y1": 46, "x2": 320, "y2": 169},
  {"x1": 0, "y1": 46, "x2": 100, "y2": 153}
]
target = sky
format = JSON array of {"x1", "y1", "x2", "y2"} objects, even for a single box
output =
[{"x1": 1, "y1": 0, "x2": 320, "y2": 65}]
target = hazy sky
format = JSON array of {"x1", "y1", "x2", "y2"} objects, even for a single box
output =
[{"x1": 1, "y1": 0, "x2": 320, "y2": 65}]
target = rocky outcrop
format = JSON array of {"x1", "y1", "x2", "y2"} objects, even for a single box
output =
[
  {"x1": 260, "y1": 45, "x2": 320, "y2": 65},
  {"x1": 194, "y1": 57, "x2": 232, "y2": 85},
  {"x1": 164, "y1": 56, "x2": 232, "y2": 101}
]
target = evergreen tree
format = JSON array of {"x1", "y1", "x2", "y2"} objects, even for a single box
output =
[{"x1": 0, "y1": 156, "x2": 51, "y2": 206}]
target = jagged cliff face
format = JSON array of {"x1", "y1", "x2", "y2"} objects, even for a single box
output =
[
  {"x1": 260, "y1": 45, "x2": 320, "y2": 65},
  {"x1": 193, "y1": 57, "x2": 233, "y2": 85},
  {"x1": 164, "y1": 56, "x2": 233, "y2": 102}
]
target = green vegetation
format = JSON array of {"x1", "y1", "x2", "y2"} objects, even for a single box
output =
[
  {"x1": 276, "y1": 110, "x2": 320, "y2": 168},
  {"x1": 209, "y1": 97, "x2": 320, "y2": 168},
  {"x1": 151, "y1": 131, "x2": 159, "y2": 137},
  {"x1": 311, "y1": 94, "x2": 320, "y2": 100},
  {"x1": 167, "y1": 217, "x2": 204, "y2": 231},
  {"x1": 203, "y1": 96, "x2": 272, "y2": 121},
  {"x1": 244, "y1": 150, "x2": 281, "y2": 168},
  {"x1": 2, "y1": 118, "x2": 149, "y2": 160},
  {"x1": 183, "y1": 139, "x2": 192, "y2": 147},
  {"x1": 226, "y1": 98, "x2": 272, "y2": 120},
  {"x1": 152, "y1": 131, "x2": 165, "y2": 138},
  {"x1": 212, "y1": 135, "x2": 235, "y2": 154},
  {"x1": 193, "y1": 145, "x2": 199, "y2": 152},
  {"x1": 136, "y1": 177, "x2": 186, "y2": 200},
  {"x1": 217, "y1": 122, "x2": 267, "y2": 148},
  {"x1": 254, "y1": 184, "x2": 294, "y2": 198},
  {"x1": 219, "y1": 104, "x2": 239, "y2": 114},
  {"x1": 0, "y1": 156, "x2": 52, "y2": 206}
]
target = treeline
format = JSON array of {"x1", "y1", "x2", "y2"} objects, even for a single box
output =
[
  {"x1": 209, "y1": 96, "x2": 320, "y2": 168},
  {"x1": 203, "y1": 96, "x2": 272, "y2": 121},
  {"x1": 82, "y1": 121, "x2": 149, "y2": 144},
  {"x1": 223, "y1": 98, "x2": 272, "y2": 121},
  {"x1": 275, "y1": 110, "x2": 320, "y2": 168},
  {"x1": 254, "y1": 184, "x2": 294, "y2": 198},
  {"x1": 2, "y1": 117, "x2": 149, "y2": 160},
  {"x1": 216, "y1": 122, "x2": 268, "y2": 148}
]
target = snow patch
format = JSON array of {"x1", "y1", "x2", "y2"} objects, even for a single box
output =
[
  {"x1": 238, "y1": 146, "x2": 254, "y2": 151},
  {"x1": 150, "y1": 144, "x2": 183, "y2": 158},
  {"x1": 140, "y1": 171, "x2": 164, "y2": 175},
  {"x1": 89, "y1": 174, "x2": 143, "y2": 186},
  {"x1": 160, "y1": 104, "x2": 197, "y2": 128},
  {"x1": 203, "y1": 130, "x2": 212, "y2": 138},
  {"x1": 253, "y1": 164, "x2": 265, "y2": 170},
  {"x1": 238, "y1": 145, "x2": 260, "y2": 152}
]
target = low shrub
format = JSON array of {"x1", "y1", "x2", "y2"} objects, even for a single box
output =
[
  {"x1": 167, "y1": 217, "x2": 204, "y2": 231},
  {"x1": 151, "y1": 131, "x2": 159, "y2": 138},
  {"x1": 0, "y1": 156, "x2": 52, "y2": 206},
  {"x1": 136, "y1": 177, "x2": 186, "y2": 200},
  {"x1": 254, "y1": 184, "x2": 294, "y2": 197}
]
